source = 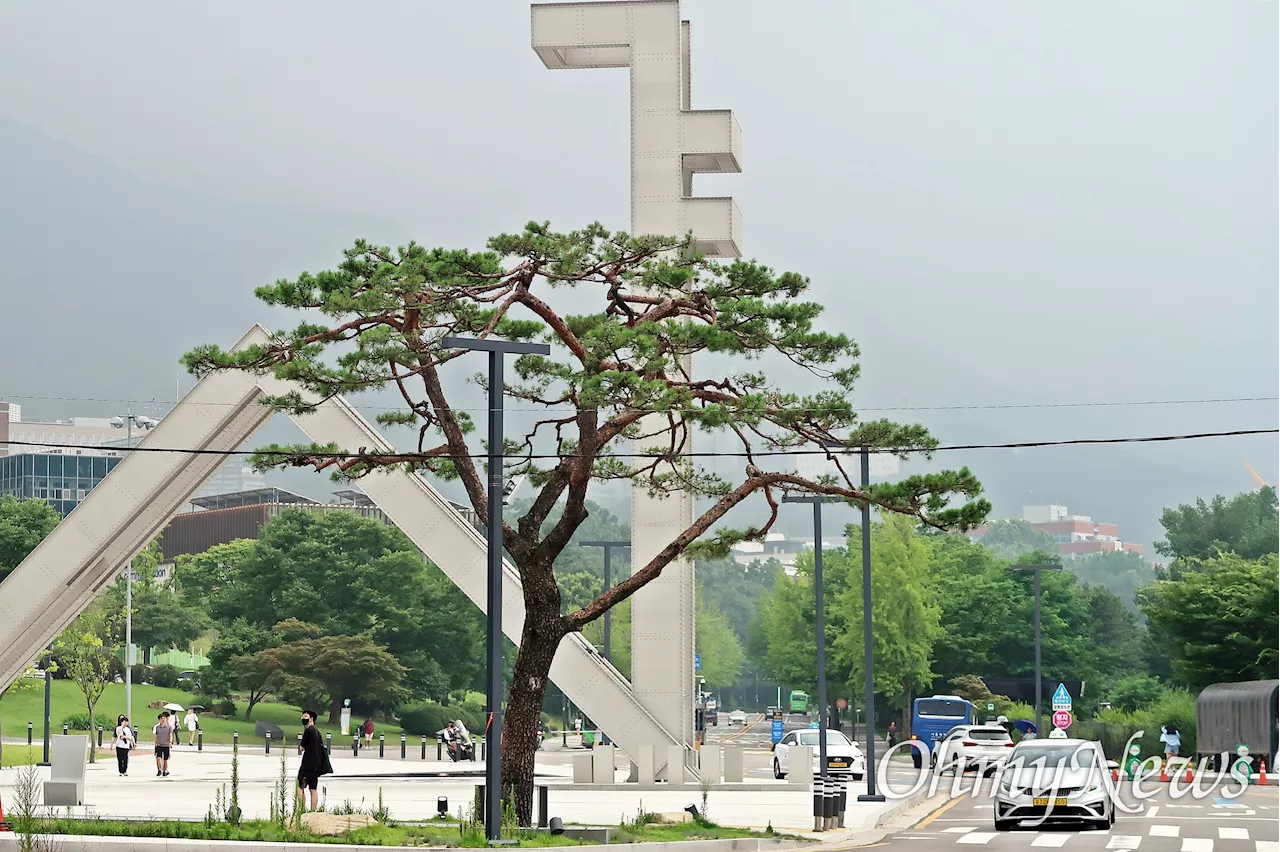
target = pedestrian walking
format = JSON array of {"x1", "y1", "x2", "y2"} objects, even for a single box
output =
[
  {"x1": 170, "y1": 709, "x2": 181, "y2": 747},
  {"x1": 153, "y1": 712, "x2": 173, "y2": 776},
  {"x1": 113, "y1": 715, "x2": 135, "y2": 776},
  {"x1": 887, "y1": 721, "x2": 899, "y2": 747},
  {"x1": 184, "y1": 708, "x2": 199, "y2": 746},
  {"x1": 362, "y1": 717, "x2": 375, "y2": 746},
  {"x1": 296, "y1": 710, "x2": 328, "y2": 812},
  {"x1": 1160, "y1": 724, "x2": 1181, "y2": 766}
]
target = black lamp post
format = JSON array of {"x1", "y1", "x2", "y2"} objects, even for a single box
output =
[
  {"x1": 781, "y1": 494, "x2": 831, "y2": 784},
  {"x1": 578, "y1": 541, "x2": 630, "y2": 665},
  {"x1": 440, "y1": 335, "x2": 550, "y2": 843},
  {"x1": 1011, "y1": 563, "x2": 1063, "y2": 737}
]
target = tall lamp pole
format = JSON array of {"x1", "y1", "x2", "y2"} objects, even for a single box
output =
[
  {"x1": 856, "y1": 447, "x2": 885, "y2": 802},
  {"x1": 1011, "y1": 563, "x2": 1062, "y2": 737},
  {"x1": 110, "y1": 408, "x2": 158, "y2": 725},
  {"x1": 578, "y1": 541, "x2": 630, "y2": 665},
  {"x1": 441, "y1": 336, "x2": 550, "y2": 843},
  {"x1": 781, "y1": 494, "x2": 830, "y2": 787}
]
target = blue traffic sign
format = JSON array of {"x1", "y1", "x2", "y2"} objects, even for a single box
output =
[
  {"x1": 694, "y1": 653, "x2": 701, "y2": 671},
  {"x1": 771, "y1": 720, "x2": 784, "y2": 744},
  {"x1": 1051, "y1": 683, "x2": 1072, "y2": 710}
]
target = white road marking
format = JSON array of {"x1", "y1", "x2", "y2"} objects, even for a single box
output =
[
  {"x1": 1255, "y1": 842, "x2": 1280, "y2": 852},
  {"x1": 943, "y1": 826, "x2": 977, "y2": 833},
  {"x1": 1031, "y1": 835, "x2": 1071, "y2": 847},
  {"x1": 1219, "y1": 827, "x2": 1249, "y2": 839},
  {"x1": 1152, "y1": 825, "x2": 1181, "y2": 837},
  {"x1": 1107, "y1": 838, "x2": 1143, "y2": 850},
  {"x1": 957, "y1": 832, "x2": 998, "y2": 844},
  {"x1": 1147, "y1": 806, "x2": 1161, "y2": 818},
  {"x1": 1180, "y1": 839, "x2": 1213, "y2": 852}
]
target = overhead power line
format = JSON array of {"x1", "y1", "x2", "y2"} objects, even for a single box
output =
[{"x1": 3, "y1": 428, "x2": 1275, "y2": 462}]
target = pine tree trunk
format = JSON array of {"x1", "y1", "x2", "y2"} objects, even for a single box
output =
[
  {"x1": 501, "y1": 603, "x2": 565, "y2": 827},
  {"x1": 329, "y1": 695, "x2": 342, "y2": 725}
]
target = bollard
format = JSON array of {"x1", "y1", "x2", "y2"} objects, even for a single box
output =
[
  {"x1": 353, "y1": 735, "x2": 359, "y2": 757},
  {"x1": 401, "y1": 734, "x2": 406, "y2": 759},
  {"x1": 813, "y1": 776, "x2": 825, "y2": 832},
  {"x1": 198, "y1": 730, "x2": 203, "y2": 752},
  {"x1": 475, "y1": 784, "x2": 485, "y2": 824},
  {"x1": 480, "y1": 737, "x2": 485, "y2": 761},
  {"x1": 836, "y1": 778, "x2": 848, "y2": 828},
  {"x1": 421, "y1": 735, "x2": 427, "y2": 761},
  {"x1": 437, "y1": 736, "x2": 443, "y2": 761},
  {"x1": 562, "y1": 728, "x2": 567, "y2": 748},
  {"x1": 27, "y1": 721, "x2": 33, "y2": 746},
  {"x1": 62, "y1": 724, "x2": 69, "y2": 737},
  {"x1": 824, "y1": 779, "x2": 837, "y2": 830},
  {"x1": 326, "y1": 733, "x2": 332, "y2": 755},
  {"x1": 97, "y1": 726, "x2": 103, "y2": 748},
  {"x1": 265, "y1": 732, "x2": 271, "y2": 754},
  {"x1": 538, "y1": 785, "x2": 549, "y2": 829},
  {"x1": 233, "y1": 731, "x2": 239, "y2": 752},
  {"x1": 379, "y1": 733, "x2": 385, "y2": 758}
]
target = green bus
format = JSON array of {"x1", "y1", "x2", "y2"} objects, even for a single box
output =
[{"x1": 788, "y1": 690, "x2": 809, "y2": 713}]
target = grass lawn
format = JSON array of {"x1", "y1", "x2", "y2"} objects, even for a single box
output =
[{"x1": 1, "y1": 681, "x2": 404, "y2": 747}]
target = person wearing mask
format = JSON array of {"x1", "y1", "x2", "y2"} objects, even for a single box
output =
[
  {"x1": 296, "y1": 710, "x2": 325, "y2": 812},
  {"x1": 153, "y1": 712, "x2": 173, "y2": 776},
  {"x1": 184, "y1": 708, "x2": 199, "y2": 746},
  {"x1": 113, "y1": 715, "x2": 135, "y2": 776}
]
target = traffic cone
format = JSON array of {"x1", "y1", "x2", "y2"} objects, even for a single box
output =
[
  {"x1": 0, "y1": 792, "x2": 12, "y2": 831},
  {"x1": 1184, "y1": 762, "x2": 1193, "y2": 784},
  {"x1": 1160, "y1": 761, "x2": 1169, "y2": 783},
  {"x1": 1260, "y1": 759, "x2": 1268, "y2": 786}
]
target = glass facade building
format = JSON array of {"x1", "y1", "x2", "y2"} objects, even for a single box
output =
[{"x1": 0, "y1": 452, "x2": 122, "y2": 517}]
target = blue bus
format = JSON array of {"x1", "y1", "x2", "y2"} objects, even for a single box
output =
[{"x1": 909, "y1": 695, "x2": 974, "y2": 768}]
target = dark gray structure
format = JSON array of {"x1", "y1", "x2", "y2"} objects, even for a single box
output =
[{"x1": 1196, "y1": 680, "x2": 1279, "y2": 768}]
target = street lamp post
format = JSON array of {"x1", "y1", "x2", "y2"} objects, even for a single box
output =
[
  {"x1": 441, "y1": 336, "x2": 550, "y2": 844},
  {"x1": 578, "y1": 541, "x2": 629, "y2": 665},
  {"x1": 1011, "y1": 563, "x2": 1063, "y2": 737},
  {"x1": 781, "y1": 494, "x2": 830, "y2": 788},
  {"x1": 856, "y1": 447, "x2": 885, "y2": 802},
  {"x1": 109, "y1": 408, "x2": 158, "y2": 725}
]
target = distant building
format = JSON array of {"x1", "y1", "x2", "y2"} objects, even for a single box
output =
[
  {"x1": 967, "y1": 504, "x2": 1143, "y2": 560},
  {"x1": 0, "y1": 447, "x2": 123, "y2": 517},
  {"x1": 730, "y1": 532, "x2": 847, "y2": 575}
]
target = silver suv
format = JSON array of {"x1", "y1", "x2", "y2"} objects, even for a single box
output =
[
  {"x1": 994, "y1": 738, "x2": 1118, "y2": 831},
  {"x1": 932, "y1": 724, "x2": 1014, "y2": 774}
]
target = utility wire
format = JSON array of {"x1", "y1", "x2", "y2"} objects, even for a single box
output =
[
  {"x1": 3, "y1": 429, "x2": 1275, "y2": 462},
  {"x1": 0, "y1": 393, "x2": 1275, "y2": 415}
]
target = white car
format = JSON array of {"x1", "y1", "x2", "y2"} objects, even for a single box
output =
[
  {"x1": 772, "y1": 729, "x2": 866, "y2": 780},
  {"x1": 932, "y1": 724, "x2": 1015, "y2": 774},
  {"x1": 994, "y1": 739, "x2": 1118, "y2": 831},
  {"x1": 728, "y1": 710, "x2": 748, "y2": 726}
]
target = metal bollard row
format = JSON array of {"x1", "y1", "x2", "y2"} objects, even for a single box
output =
[{"x1": 811, "y1": 776, "x2": 849, "y2": 832}]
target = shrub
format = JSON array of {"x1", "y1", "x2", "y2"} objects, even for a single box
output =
[
  {"x1": 1108, "y1": 675, "x2": 1166, "y2": 712},
  {"x1": 61, "y1": 713, "x2": 93, "y2": 731},
  {"x1": 150, "y1": 664, "x2": 182, "y2": 688},
  {"x1": 399, "y1": 700, "x2": 484, "y2": 737}
]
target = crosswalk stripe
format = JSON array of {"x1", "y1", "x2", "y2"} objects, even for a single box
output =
[
  {"x1": 1256, "y1": 842, "x2": 1280, "y2": 852},
  {"x1": 1152, "y1": 824, "x2": 1181, "y2": 837},
  {"x1": 956, "y1": 832, "x2": 998, "y2": 844},
  {"x1": 1107, "y1": 837, "x2": 1143, "y2": 850},
  {"x1": 1219, "y1": 827, "x2": 1249, "y2": 839},
  {"x1": 943, "y1": 826, "x2": 977, "y2": 833},
  {"x1": 1030, "y1": 835, "x2": 1071, "y2": 847},
  {"x1": 1180, "y1": 839, "x2": 1213, "y2": 852}
]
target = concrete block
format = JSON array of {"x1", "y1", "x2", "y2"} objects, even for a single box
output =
[
  {"x1": 789, "y1": 746, "x2": 813, "y2": 789},
  {"x1": 722, "y1": 745, "x2": 744, "y2": 782},
  {"x1": 700, "y1": 745, "x2": 722, "y2": 783},
  {"x1": 572, "y1": 752, "x2": 594, "y2": 784},
  {"x1": 637, "y1": 745, "x2": 656, "y2": 784},
  {"x1": 592, "y1": 744, "x2": 616, "y2": 784},
  {"x1": 664, "y1": 744, "x2": 686, "y2": 785}
]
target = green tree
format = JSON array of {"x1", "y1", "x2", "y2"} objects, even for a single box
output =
[
  {"x1": 1067, "y1": 551, "x2": 1155, "y2": 612},
  {"x1": 180, "y1": 511, "x2": 484, "y2": 700},
  {"x1": 695, "y1": 601, "x2": 745, "y2": 690},
  {"x1": 183, "y1": 223, "x2": 988, "y2": 821},
  {"x1": 976, "y1": 519, "x2": 1059, "y2": 561},
  {"x1": 834, "y1": 515, "x2": 941, "y2": 734},
  {"x1": 1138, "y1": 552, "x2": 1279, "y2": 689},
  {"x1": 253, "y1": 620, "x2": 409, "y2": 723},
  {"x1": 51, "y1": 603, "x2": 117, "y2": 762},
  {"x1": 0, "y1": 494, "x2": 60, "y2": 582},
  {"x1": 1156, "y1": 487, "x2": 1279, "y2": 563},
  {"x1": 1106, "y1": 674, "x2": 1165, "y2": 712},
  {"x1": 203, "y1": 618, "x2": 277, "y2": 720},
  {"x1": 104, "y1": 541, "x2": 208, "y2": 664}
]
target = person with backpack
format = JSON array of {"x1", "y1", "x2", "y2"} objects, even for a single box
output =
[{"x1": 113, "y1": 715, "x2": 136, "y2": 776}]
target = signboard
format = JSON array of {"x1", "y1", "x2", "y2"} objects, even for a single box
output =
[
  {"x1": 1051, "y1": 683, "x2": 1072, "y2": 711},
  {"x1": 1052, "y1": 710, "x2": 1072, "y2": 730},
  {"x1": 1048, "y1": 728, "x2": 1068, "y2": 739},
  {"x1": 985, "y1": 702, "x2": 996, "y2": 713},
  {"x1": 694, "y1": 653, "x2": 701, "y2": 671},
  {"x1": 771, "y1": 720, "x2": 784, "y2": 745},
  {"x1": 836, "y1": 698, "x2": 848, "y2": 711},
  {"x1": 1124, "y1": 743, "x2": 1142, "y2": 777},
  {"x1": 1230, "y1": 744, "x2": 1252, "y2": 784}
]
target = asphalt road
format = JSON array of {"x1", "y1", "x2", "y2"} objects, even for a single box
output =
[{"x1": 878, "y1": 775, "x2": 1280, "y2": 851}]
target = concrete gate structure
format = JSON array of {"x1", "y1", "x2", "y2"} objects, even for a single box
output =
[
  {"x1": 0, "y1": 0, "x2": 741, "y2": 785},
  {"x1": 532, "y1": 0, "x2": 744, "y2": 776}
]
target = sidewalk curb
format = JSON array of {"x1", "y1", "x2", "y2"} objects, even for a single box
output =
[
  {"x1": 804, "y1": 787, "x2": 952, "y2": 851},
  {"x1": 0, "y1": 834, "x2": 813, "y2": 852}
]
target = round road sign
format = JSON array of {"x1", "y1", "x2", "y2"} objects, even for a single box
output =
[
  {"x1": 836, "y1": 698, "x2": 848, "y2": 710},
  {"x1": 1052, "y1": 710, "x2": 1072, "y2": 730}
]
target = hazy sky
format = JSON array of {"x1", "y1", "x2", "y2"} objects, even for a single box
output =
[{"x1": 0, "y1": 0, "x2": 1275, "y2": 545}]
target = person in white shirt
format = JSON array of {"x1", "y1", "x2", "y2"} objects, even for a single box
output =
[
  {"x1": 184, "y1": 709, "x2": 199, "y2": 746},
  {"x1": 113, "y1": 715, "x2": 136, "y2": 776}
]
